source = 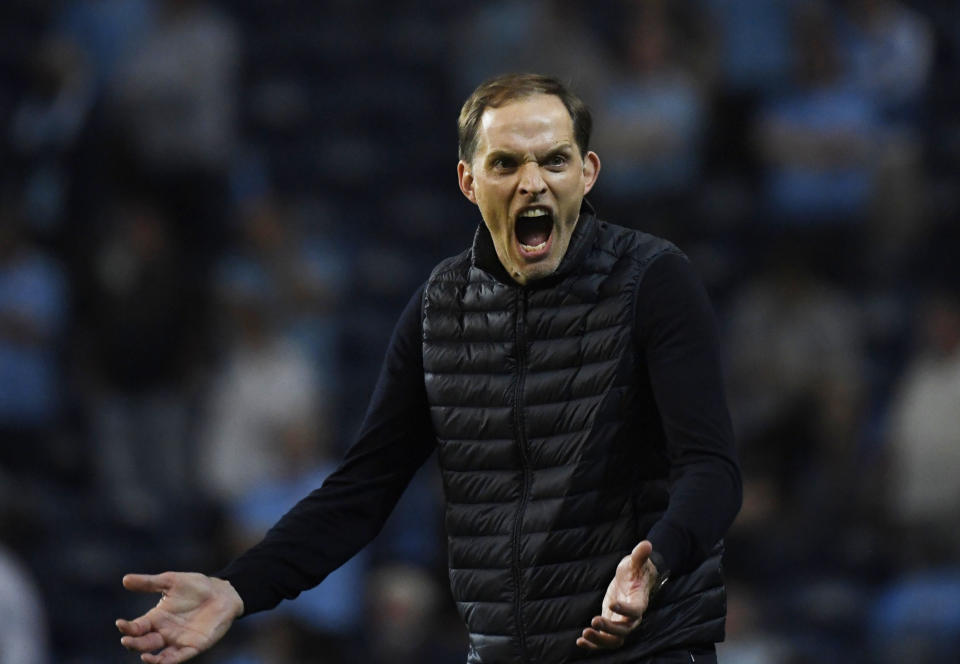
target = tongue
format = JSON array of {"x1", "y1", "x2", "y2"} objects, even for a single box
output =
[{"x1": 516, "y1": 217, "x2": 552, "y2": 247}]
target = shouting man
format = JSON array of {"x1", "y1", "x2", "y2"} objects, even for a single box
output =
[{"x1": 118, "y1": 73, "x2": 741, "y2": 664}]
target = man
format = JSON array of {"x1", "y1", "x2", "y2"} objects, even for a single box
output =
[{"x1": 117, "y1": 73, "x2": 741, "y2": 664}]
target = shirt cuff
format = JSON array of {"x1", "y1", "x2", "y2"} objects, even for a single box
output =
[
  {"x1": 645, "y1": 519, "x2": 689, "y2": 576},
  {"x1": 215, "y1": 563, "x2": 269, "y2": 618}
]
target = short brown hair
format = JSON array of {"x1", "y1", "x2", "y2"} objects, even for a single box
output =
[{"x1": 457, "y1": 73, "x2": 592, "y2": 164}]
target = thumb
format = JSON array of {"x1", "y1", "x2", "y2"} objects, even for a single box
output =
[
  {"x1": 629, "y1": 540, "x2": 653, "y2": 570},
  {"x1": 123, "y1": 573, "x2": 173, "y2": 595}
]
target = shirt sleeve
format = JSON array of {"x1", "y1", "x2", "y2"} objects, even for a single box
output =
[
  {"x1": 636, "y1": 253, "x2": 742, "y2": 576},
  {"x1": 218, "y1": 284, "x2": 436, "y2": 615}
]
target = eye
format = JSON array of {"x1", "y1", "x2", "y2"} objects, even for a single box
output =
[
  {"x1": 491, "y1": 156, "x2": 517, "y2": 170},
  {"x1": 545, "y1": 153, "x2": 568, "y2": 169}
]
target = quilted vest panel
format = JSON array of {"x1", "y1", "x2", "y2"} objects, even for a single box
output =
[{"x1": 423, "y1": 218, "x2": 725, "y2": 663}]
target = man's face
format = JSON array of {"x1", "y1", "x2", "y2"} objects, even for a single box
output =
[{"x1": 458, "y1": 94, "x2": 600, "y2": 285}]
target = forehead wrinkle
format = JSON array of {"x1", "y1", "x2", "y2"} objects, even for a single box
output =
[{"x1": 482, "y1": 120, "x2": 571, "y2": 150}]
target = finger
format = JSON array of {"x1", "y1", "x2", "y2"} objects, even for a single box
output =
[
  {"x1": 578, "y1": 627, "x2": 624, "y2": 649},
  {"x1": 123, "y1": 573, "x2": 173, "y2": 594},
  {"x1": 630, "y1": 540, "x2": 653, "y2": 568},
  {"x1": 591, "y1": 615, "x2": 635, "y2": 637},
  {"x1": 141, "y1": 651, "x2": 181, "y2": 664},
  {"x1": 142, "y1": 649, "x2": 168, "y2": 664},
  {"x1": 116, "y1": 617, "x2": 152, "y2": 636},
  {"x1": 120, "y1": 631, "x2": 165, "y2": 653},
  {"x1": 142, "y1": 644, "x2": 199, "y2": 664},
  {"x1": 575, "y1": 635, "x2": 599, "y2": 650},
  {"x1": 610, "y1": 600, "x2": 647, "y2": 619}
]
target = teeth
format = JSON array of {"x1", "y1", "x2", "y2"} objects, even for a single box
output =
[
  {"x1": 520, "y1": 240, "x2": 548, "y2": 251},
  {"x1": 519, "y1": 209, "x2": 548, "y2": 217}
]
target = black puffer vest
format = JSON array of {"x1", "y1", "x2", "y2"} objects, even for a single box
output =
[{"x1": 422, "y1": 213, "x2": 725, "y2": 663}]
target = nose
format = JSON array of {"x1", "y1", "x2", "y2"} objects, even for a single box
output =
[{"x1": 518, "y1": 162, "x2": 547, "y2": 197}]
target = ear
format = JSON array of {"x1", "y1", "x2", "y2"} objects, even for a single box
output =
[
  {"x1": 582, "y1": 150, "x2": 601, "y2": 195},
  {"x1": 457, "y1": 160, "x2": 478, "y2": 205}
]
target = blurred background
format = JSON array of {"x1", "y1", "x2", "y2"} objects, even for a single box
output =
[{"x1": 0, "y1": 0, "x2": 958, "y2": 662}]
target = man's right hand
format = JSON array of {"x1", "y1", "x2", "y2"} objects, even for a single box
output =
[{"x1": 116, "y1": 572, "x2": 244, "y2": 664}]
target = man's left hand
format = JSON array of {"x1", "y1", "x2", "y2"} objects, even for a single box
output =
[{"x1": 576, "y1": 540, "x2": 659, "y2": 651}]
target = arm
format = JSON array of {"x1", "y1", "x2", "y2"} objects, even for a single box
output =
[
  {"x1": 118, "y1": 285, "x2": 436, "y2": 661},
  {"x1": 578, "y1": 252, "x2": 742, "y2": 650},
  {"x1": 218, "y1": 284, "x2": 435, "y2": 612},
  {"x1": 638, "y1": 252, "x2": 742, "y2": 575}
]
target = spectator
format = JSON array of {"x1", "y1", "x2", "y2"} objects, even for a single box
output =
[
  {"x1": 839, "y1": 0, "x2": 934, "y2": 119},
  {"x1": 55, "y1": 0, "x2": 156, "y2": 92},
  {"x1": 868, "y1": 294, "x2": 960, "y2": 663},
  {"x1": 705, "y1": 0, "x2": 798, "y2": 94},
  {"x1": 724, "y1": 255, "x2": 866, "y2": 582},
  {"x1": 884, "y1": 292, "x2": 960, "y2": 565},
  {"x1": 450, "y1": 0, "x2": 614, "y2": 103},
  {"x1": 755, "y1": 2, "x2": 882, "y2": 224},
  {"x1": 0, "y1": 543, "x2": 49, "y2": 664},
  {"x1": 234, "y1": 196, "x2": 346, "y2": 374},
  {"x1": 591, "y1": 0, "x2": 709, "y2": 201},
  {"x1": 0, "y1": 202, "x2": 67, "y2": 476},
  {"x1": 198, "y1": 259, "x2": 321, "y2": 503},
  {"x1": 8, "y1": 36, "x2": 94, "y2": 232},
  {"x1": 80, "y1": 197, "x2": 200, "y2": 524},
  {"x1": 723, "y1": 256, "x2": 881, "y2": 659},
  {"x1": 107, "y1": 0, "x2": 241, "y2": 268},
  {"x1": 366, "y1": 564, "x2": 452, "y2": 664},
  {"x1": 109, "y1": 0, "x2": 238, "y2": 175}
]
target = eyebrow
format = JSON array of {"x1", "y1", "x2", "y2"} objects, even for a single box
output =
[
  {"x1": 485, "y1": 149, "x2": 519, "y2": 165},
  {"x1": 542, "y1": 144, "x2": 574, "y2": 159}
]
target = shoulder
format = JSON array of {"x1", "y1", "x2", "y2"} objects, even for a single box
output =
[
  {"x1": 592, "y1": 219, "x2": 687, "y2": 275},
  {"x1": 421, "y1": 247, "x2": 475, "y2": 318},
  {"x1": 633, "y1": 249, "x2": 717, "y2": 347},
  {"x1": 426, "y1": 247, "x2": 472, "y2": 285}
]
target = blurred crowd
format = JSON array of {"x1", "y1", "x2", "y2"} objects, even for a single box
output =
[{"x1": 0, "y1": 0, "x2": 957, "y2": 662}]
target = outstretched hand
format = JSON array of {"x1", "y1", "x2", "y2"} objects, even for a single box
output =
[
  {"x1": 116, "y1": 572, "x2": 244, "y2": 663},
  {"x1": 576, "y1": 540, "x2": 659, "y2": 651}
]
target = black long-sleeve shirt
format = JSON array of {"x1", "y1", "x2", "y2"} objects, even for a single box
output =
[{"x1": 220, "y1": 252, "x2": 742, "y2": 615}]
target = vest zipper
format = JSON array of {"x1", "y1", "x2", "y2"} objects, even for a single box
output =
[{"x1": 511, "y1": 288, "x2": 532, "y2": 662}]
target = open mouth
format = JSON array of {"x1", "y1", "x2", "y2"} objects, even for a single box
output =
[{"x1": 515, "y1": 208, "x2": 553, "y2": 257}]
